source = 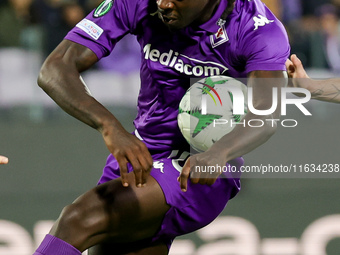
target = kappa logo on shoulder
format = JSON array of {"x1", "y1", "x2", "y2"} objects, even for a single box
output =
[
  {"x1": 253, "y1": 14, "x2": 274, "y2": 30},
  {"x1": 210, "y1": 25, "x2": 229, "y2": 48}
]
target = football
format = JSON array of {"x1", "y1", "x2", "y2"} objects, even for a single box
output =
[{"x1": 178, "y1": 75, "x2": 248, "y2": 152}]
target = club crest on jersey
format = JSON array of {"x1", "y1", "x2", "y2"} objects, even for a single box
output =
[
  {"x1": 210, "y1": 25, "x2": 229, "y2": 48},
  {"x1": 94, "y1": 0, "x2": 113, "y2": 18}
]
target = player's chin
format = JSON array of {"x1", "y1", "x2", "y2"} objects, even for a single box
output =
[{"x1": 163, "y1": 20, "x2": 184, "y2": 31}]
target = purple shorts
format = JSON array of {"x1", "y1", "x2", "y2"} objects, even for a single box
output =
[{"x1": 97, "y1": 149, "x2": 243, "y2": 249}]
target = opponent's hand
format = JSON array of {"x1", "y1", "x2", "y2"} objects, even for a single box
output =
[
  {"x1": 285, "y1": 54, "x2": 309, "y2": 87},
  {"x1": 178, "y1": 150, "x2": 226, "y2": 192},
  {"x1": 102, "y1": 125, "x2": 153, "y2": 188},
  {"x1": 0, "y1": 156, "x2": 9, "y2": 165}
]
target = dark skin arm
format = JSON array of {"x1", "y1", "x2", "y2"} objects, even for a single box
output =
[
  {"x1": 179, "y1": 70, "x2": 287, "y2": 191},
  {"x1": 38, "y1": 40, "x2": 153, "y2": 187}
]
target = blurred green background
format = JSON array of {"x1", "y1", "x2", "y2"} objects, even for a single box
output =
[
  {"x1": 0, "y1": 101, "x2": 339, "y2": 255},
  {"x1": 1, "y1": 0, "x2": 340, "y2": 254}
]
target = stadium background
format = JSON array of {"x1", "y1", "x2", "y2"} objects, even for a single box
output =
[{"x1": 1, "y1": 0, "x2": 340, "y2": 254}]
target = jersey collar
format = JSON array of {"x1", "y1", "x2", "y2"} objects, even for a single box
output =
[{"x1": 198, "y1": 0, "x2": 229, "y2": 33}]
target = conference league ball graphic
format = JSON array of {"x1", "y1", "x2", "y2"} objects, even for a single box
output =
[{"x1": 178, "y1": 75, "x2": 248, "y2": 152}]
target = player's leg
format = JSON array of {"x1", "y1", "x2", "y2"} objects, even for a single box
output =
[{"x1": 34, "y1": 172, "x2": 170, "y2": 255}]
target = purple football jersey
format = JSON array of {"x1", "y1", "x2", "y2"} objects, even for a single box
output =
[{"x1": 65, "y1": 0, "x2": 290, "y2": 151}]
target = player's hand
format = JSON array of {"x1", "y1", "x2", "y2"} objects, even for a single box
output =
[
  {"x1": 101, "y1": 125, "x2": 153, "y2": 188},
  {"x1": 285, "y1": 54, "x2": 309, "y2": 87},
  {"x1": 178, "y1": 150, "x2": 226, "y2": 192},
  {"x1": 0, "y1": 156, "x2": 9, "y2": 165}
]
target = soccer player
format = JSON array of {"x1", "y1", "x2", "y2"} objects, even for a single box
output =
[
  {"x1": 0, "y1": 156, "x2": 8, "y2": 164},
  {"x1": 33, "y1": 0, "x2": 289, "y2": 254},
  {"x1": 286, "y1": 54, "x2": 340, "y2": 103}
]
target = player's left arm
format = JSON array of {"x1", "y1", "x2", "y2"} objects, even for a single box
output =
[{"x1": 179, "y1": 70, "x2": 287, "y2": 191}]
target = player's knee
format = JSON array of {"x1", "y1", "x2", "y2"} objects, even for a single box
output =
[
  {"x1": 51, "y1": 202, "x2": 113, "y2": 250},
  {"x1": 56, "y1": 203, "x2": 86, "y2": 234},
  {"x1": 57, "y1": 202, "x2": 111, "y2": 235}
]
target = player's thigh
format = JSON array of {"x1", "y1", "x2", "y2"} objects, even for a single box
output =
[
  {"x1": 88, "y1": 240, "x2": 168, "y2": 255},
  {"x1": 96, "y1": 172, "x2": 170, "y2": 241},
  {"x1": 51, "y1": 172, "x2": 170, "y2": 246}
]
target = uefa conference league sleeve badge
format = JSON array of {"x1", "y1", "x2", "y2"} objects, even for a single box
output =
[{"x1": 94, "y1": 0, "x2": 114, "y2": 18}]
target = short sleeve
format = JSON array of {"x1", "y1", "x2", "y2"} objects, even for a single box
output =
[
  {"x1": 237, "y1": 0, "x2": 290, "y2": 73},
  {"x1": 64, "y1": 0, "x2": 148, "y2": 59}
]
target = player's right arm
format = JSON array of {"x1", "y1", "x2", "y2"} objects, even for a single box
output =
[
  {"x1": 286, "y1": 54, "x2": 340, "y2": 103},
  {"x1": 0, "y1": 156, "x2": 8, "y2": 164},
  {"x1": 38, "y1": 40, "x2": 153, "y2": 187}
]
